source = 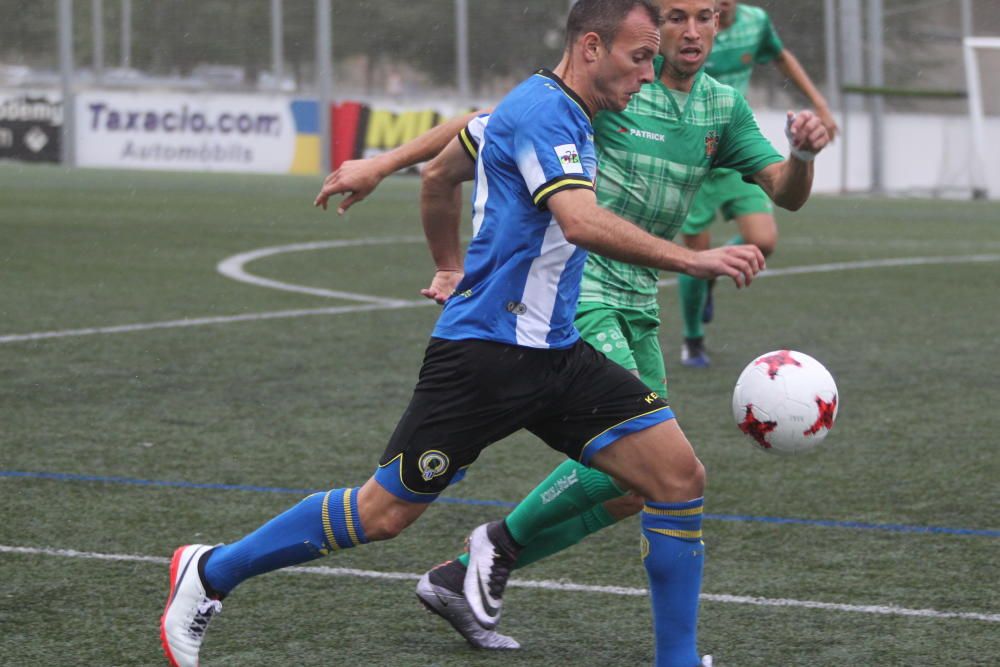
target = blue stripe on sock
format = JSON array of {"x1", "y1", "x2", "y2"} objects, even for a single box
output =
[
  {"x1": 642, "y1": 498, "x2": 705, "y2": 541},
  {"x1": 348, "y1": 487, "x2": 368, "y2": 544},
  {"x1": 326, "y1": 487, "x2": 368, "y2": 549}
]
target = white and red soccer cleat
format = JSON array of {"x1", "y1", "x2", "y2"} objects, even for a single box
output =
[{"x1": 160, "y1": 545, "x2": 222, "y2": 667}]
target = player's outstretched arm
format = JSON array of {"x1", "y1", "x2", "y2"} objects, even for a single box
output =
[
  {"x1": 753, "y1": 110, "x2": 830, "y2": 211},
  {"x1": 419, "y1": 136, "x2": 476, "y2": 303},
  {"x1": 548, "y1": 189, "x2": 764, "y2": 288},
  {"x1": 314, "y1": 109, "x2": 483, "y2": 214},
  {"x1": 774, "y1": 49, "x2": 839, "y2": 141}
]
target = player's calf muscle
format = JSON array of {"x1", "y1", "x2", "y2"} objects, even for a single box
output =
[{"x1": 357, "y1": 479, "x2": 427, "y2": 540}]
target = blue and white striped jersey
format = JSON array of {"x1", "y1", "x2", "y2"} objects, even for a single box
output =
[{"x1": 432, "y1": 69, "x2": 597, "y2": 349}]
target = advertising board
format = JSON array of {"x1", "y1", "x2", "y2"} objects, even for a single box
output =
[
  {"x1": 75, "y1": 91, "x2": 318, "y2": 174},
  {"x1": 0, "y1": 90, "x2": 61, "y2": 163}
]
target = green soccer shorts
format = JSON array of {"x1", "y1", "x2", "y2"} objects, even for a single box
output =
[
  {"x1": 575, "y1": 301, "x2": 668, "y2": 397},
  {"x1": 681, "y1": 167, "x2": 774, "y2": 235}
]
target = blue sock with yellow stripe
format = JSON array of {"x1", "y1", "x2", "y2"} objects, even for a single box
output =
[
  {"x1": 641, "y1": 498, "x2": 704, "y2": 667},
  {"x1": 203, "y1": 487, "x2": 368, "y2": 595}
]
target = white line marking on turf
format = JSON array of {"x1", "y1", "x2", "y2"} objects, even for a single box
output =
[
  {"x1": 0, "y1": 301, "x2": 434, "y2": 344},
  {"x1": 216, "y1": 238, "x2": 424, "y2": 305},
  {"x1": 2, "y1": 544, "x2": 997, "y2": 623},
  {"x1": 655, "y1": 254, "x2": 1000, "y2": 287},
  {"x1": 2, "y1": 252, "x2": 999, "y2": 345}
]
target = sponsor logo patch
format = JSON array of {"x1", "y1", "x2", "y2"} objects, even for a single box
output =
[{"x1": 554, "y1": 143, "x2": 584, "y2": 174}]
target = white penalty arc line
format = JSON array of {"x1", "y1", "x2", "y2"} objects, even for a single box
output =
[
  {"x1": 2, "y1": 544, "x2": 997, "y2": 623},
  {"x1": 3, "y1": 253, "x2": 999, "y2": 345},
  {"x1": 216, "y1": 237, "x2": 425, "y2": 305}
]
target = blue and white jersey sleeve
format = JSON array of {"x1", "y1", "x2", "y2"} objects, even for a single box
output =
[
  {"x1": 458, "y1": 113, "x2": 488, "y2": 161},
  {"x1": 512, "y1": 107, "x2": 595, "y2": 210}
]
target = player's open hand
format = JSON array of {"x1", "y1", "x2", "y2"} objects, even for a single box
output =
[
  {"x1": 313, "y1": 157, "x2": 389, "y2": 214},
  {"x1": 420, "y1": 269, "x2": 464, "y2": 304},
  {"x1": 690, "y1": 245, "x2": 765, "y2": 288},
  {"x1": 785, "y1": 110, "x2": 830, "y2": 159}
]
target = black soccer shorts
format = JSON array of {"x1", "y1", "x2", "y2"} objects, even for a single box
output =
[{"x1": 373, "y1": 337, "x2": 674, "y2": 503}]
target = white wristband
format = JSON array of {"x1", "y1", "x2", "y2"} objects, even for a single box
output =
[{"x1": 785, "y1": 114, "x2": 817, "y2": 162}]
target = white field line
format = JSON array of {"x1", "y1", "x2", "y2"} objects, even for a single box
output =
[
  {"x1": 2, "y1": 544, "x2": 997, "y2": 623},
  {"x1": 3, "y1": 251, "x2": 999, "y2": 345},
  {"x1": 655, "y1": 254, "x2": 1000, "y2": 288},
  {"x1": 0, "y1": 301, "x2": 433, "y2": 344},
  {"x1": 216, "y1": 237, "x2": 425, "y2": 305}
]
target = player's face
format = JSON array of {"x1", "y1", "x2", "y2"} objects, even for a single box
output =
[
  {"x1": 591, "y1": 7, "x2": 660, "y2": 112},
  {"x1": 659, "y1": 1, "x2": 718, "y2": 81}
]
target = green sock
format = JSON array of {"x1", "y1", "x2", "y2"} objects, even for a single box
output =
[
  {"x1": 678, "y1": 273, "x2": 707, "y2": 339},
  {"x1": 455, "y1": 460, "x2": 625, "y2": 567},
  {"x1": 456, "y1": 499, "x2": 621, "y2": 570},
  {"x1": 512, "y1": 503, "x2": 619, "y2": 569}
]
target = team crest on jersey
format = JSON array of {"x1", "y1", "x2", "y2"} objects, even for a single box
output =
[
  {"x1": 554, "y1": 143, "x2": 584, "y2": 174},
  {"x1": 704, "y1": 131, "x2": 720, "y2": 158},
  {"x1": 418, "y1": 450, "x2": 450, "y2": 481}
]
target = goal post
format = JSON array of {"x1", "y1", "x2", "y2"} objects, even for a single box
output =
[{"x1": 963, "y1": 36, "x2": 1000, "y2": 200}]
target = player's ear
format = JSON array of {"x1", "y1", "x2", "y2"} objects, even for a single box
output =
[{"x1": 580, "y1": 31, "x2": 604, "y2": 63}]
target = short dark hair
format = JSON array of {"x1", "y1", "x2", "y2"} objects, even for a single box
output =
[{"x1": 565, "y1": 0, "x2": 664, "y2": 52}]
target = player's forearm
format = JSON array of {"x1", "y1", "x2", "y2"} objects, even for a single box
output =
[
  {"x1": 757, "y1": 158, "x2": 814, "y2": 211},
  {"x1": 421, "y1": 188, "x2": 463, "y2": 271},
  {"x1": 420, "y1": 170, "x2": 465, "y2": 271},
  {"x1": 420, "y1": 137, "x2": 479, "y2": 270},
  {"x1": 553, "y1": 195, "x2": 695, "y2": 274},
  {"x1": 373, "y1": 110, "x2": 482, "y2": 177},
  {"x1": 775, "y1": 51, "x2": 830, "y2": 113}
]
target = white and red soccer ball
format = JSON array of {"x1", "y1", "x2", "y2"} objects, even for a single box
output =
[{"x1": 732, "y1": 350, "x2": 839, "y2": 454}]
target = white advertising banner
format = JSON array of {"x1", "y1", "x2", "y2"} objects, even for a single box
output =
[{"x1": 76, "y1": 91, "x2": 296, "y2": 173}]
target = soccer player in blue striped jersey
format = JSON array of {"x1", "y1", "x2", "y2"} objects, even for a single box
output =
[{"x1": 160, "y1": 2, "x2": 766, "y2": 666}]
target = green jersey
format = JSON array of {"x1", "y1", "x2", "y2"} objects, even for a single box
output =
[
  {"x1": 579, "y1": 57, "x2": 783, "y2": 310},
  {"x1": 703, "y1": 4, "x2": 784, "y2": 96}
]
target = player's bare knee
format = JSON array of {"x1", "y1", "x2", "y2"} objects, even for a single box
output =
[
  {"x1": 688, "y1": 457, "x2": 706, "y2": 497},
  {"x1": 649, "y1": 454, "x2": 705, "y2": 502}
]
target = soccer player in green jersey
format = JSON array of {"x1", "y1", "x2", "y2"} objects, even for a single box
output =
[
  {"x1": 678, "y1": 0, "x2": 839, "y2": 367},
  {"x1": 315, "y1": 2, "x2": 829, "y2": 661}
]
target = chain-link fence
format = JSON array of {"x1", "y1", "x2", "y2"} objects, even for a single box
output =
[
  {"x1": 2, "y1": 0, "x2": 999, "y2": 195},
  {"x1": 2, "y1": 0, "x2": 998, "y2": 110},
  {"x1": 0, "y1": 0, "x2": 573, "y2": 104}
]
